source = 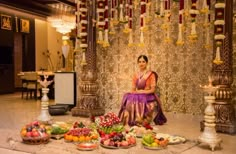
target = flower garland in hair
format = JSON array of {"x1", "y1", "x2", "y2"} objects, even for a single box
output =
[
  {"x1": 213, "y1": 0, "x2": 225, "y2": 65},
  {"x1": 97, "y1": 0, "x2": 105, "y2": 44},
  {"x1": 103, "y1": 0, "x2": 110, "y2": 47},
  {"x1": 188, "y1": 0, "x2": 199, "y2": 42},
  {"x1": 139, "y1": 0, "x2": 146, "y2": 47},
  {"x1": 128, "y1": 0, "x2": 134, "y2": 47},
  {"x1": 176, "y1": 0, "x2": 184, "y2": 46}
]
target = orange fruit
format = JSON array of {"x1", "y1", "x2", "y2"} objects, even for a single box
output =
[
  {"x1": 85, "y1": 136, "x2": 91, "y2": 141},
  {"x1": 72, "y1": 136, "x2": 79, "y2": 142},
  {"x1": 92, "y1": 134, "x2": 98, "y2": 140},
  {"x1": 79, "y1": 136, "x2": 85, "y2": 142},
  {"x1": 65, "y1": 135, "x2": 73, "y2": 141},
  {"x1": 21, "y1": 129, "x2": 27, "y2": 137}
]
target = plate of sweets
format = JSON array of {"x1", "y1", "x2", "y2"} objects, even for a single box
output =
[
  {"x1": 130, "y1": 125, "x2": 154, "y2": 138},
  {"x1": 20, "y1": 121, "x2": 51, "y2": 145},
  {"x1": 76, "y1": 142, "x2": 99, "y2": 151},
  {"x1": 155, "y1": 133, "x2": 186, "y2": 145},
  {"x1": 142, "y1": 133, "x2": 168, "y2": 150}
]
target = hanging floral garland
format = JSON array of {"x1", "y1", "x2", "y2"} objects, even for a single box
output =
[
  {"x1": 75, "y1": 0, "x2": 88, "y2": 65},
  {"x1": 97, "y1": 0, "x2": 105, "y2": 44},
  {"x1": 213, "y1": 0, "x2": 225, "y2": 65},
  {"x1": 188, "y1": 0, "x2": 199, "y2": 42},
  {"x1": 109, "y1": 0, "x2": 117, "y2": 34},
  {"x1": 74, "y1": 0, "x2": 80, "y2": 52},
  {"x1": 139, "y1": 0, "x2": 146, "y2": 47},
  {"x1": 128, "y1": 0, "x2": 134, "y2": 46},
  {"x1": 119, "y1": 0, "x2": 125, "y2": 22},
  {"x1": 176, "y1": 0, "x2": 184, "y2": 46},
  {"x1": 145, "y1": 0, "x2": 151, "y2": 23},
  {"x1": 123, "y1": 0, "x2": 130, "y2": 33},
  {"x1": 203, "y1": 0, "x2": 211, "y2": 49},
  {"x1": 163, "y1": 0, "x2": 171, "y2": 43},
  {"x1": 103, "y1": 0, "x2": 110, "y2": 47}
]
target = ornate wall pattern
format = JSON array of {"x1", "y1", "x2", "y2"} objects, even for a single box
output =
[{"x1": 94, "y1": 1, "x2": 214, "y2": 114}]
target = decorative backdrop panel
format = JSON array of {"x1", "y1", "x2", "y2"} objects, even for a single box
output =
[{"x1": 94, "y1": 0, "x2": 214, "y2": 115}]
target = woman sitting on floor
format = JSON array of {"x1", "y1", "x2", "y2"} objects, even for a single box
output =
[{"x1": 118, "y1": 55, "x2": 167, "y2": 126}]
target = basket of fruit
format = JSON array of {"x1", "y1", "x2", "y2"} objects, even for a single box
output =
[{"x1": 20, "y1": 121, "x2": 51, "y2": 145}]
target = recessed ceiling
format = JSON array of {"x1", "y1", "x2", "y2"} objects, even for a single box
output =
[{"x1": 0, "y1": 0, "x2": 75, "y2": 17}]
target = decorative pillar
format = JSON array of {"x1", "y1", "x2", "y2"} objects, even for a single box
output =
[
  {"x1": 210, "y1": 0, "x2": 236, "y2": 134},
  {"x1": 72, "y1": 0, "x2": 105, "y2": 117}
]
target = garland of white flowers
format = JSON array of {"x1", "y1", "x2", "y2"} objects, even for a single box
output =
[
  {"x1": 213, "y1": 0, "x2": 225, "y2": 65},
  {"x1": 176, "y1": 0, "x2": 184, "y2": 46},
  {"x1": 119, "y1": 0, "x2": 125, "y2": 22},
  {"x1": 139, "y1": 0, "x2": 146, "y2": 47},
  {"x1": 123, "y1": 0, "x2": 130, "y2": 33},
  {"x1": 202, "y1": 0, "x2": 211, "y2": 49},
  {"x1": 103, "y1": 0, "x2": 110, "y2": 47},
  {"x1": 109, "y1": 0, "x2": 116, "y2": 35},
  {"x1": 97, "y1": 0, "x2": 105, "y2": 44},
  {"x1": 128, "y1": 0, "x2": 134, "y2": 46},
  {"x1": 74, "y1": 0, "x2": 80, "y2": 52},
  {"x1": 163, "y1": 0, "x2": 171, "y2": 43},
  {"x1": 160, "y1": 0, "x2": 164, "y2": 17},
  {"x1": 75, "y1": 0, "x2": 88, "y2": 65},
  {"x1": 189, "y1": 0, "x2": 199, "y2": 42},
  {"x1": 145, "y1": 0, "x2": 151, "y2": 24}
]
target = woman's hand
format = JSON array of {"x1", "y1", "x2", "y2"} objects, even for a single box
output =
[{"x1": 135, "y1": 90, "x2": 145, "y2": 94}]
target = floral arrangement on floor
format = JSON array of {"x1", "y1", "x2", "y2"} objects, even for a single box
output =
[{"x1": 94, "y1": 112, "x2": 124, "y2": 135}]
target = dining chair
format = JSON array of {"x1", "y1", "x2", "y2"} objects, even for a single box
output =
[{"x1": 24, "y1": 72, "x2": 41, "y2": 100}]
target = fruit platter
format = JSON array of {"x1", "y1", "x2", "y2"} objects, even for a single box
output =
[
  {"x1": 155, "y1": 133, "x2": 186, "y2": 145},
  {"x1": 20, "y1": 121, "x2": 51, "y2": 145},
  {"x1": 64, "y1": 122, "x2": 99, "y2": 143},
  {"x1": 76, "y1": 142, "x2": 99, "y2": 151},
  {"x1": 100, "y1": 131, "x2": 136, "y2": 149},
  {"x1": 142, "y1": 134, "x2": 168, "y2": 150},
  {"x1": 130, "y1": 125, "x2": 154, "y2": 138},
  {"x1": 47, "y1": 121, "x2": 71, "y2": 140}
]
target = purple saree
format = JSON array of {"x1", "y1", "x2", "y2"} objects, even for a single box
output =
[{"x1": 118, "y1": 71, "x2": 167, "y2": 126}]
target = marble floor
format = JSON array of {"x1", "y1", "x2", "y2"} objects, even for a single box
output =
[{"x1": 0, "y1": 92, "x2": 236, "y2": 154}]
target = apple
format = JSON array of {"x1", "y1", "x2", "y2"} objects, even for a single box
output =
[
  {"x1": 32, "y1": 131, "x2": 40, "y2": 137},
  {"x1": 103, "y1": 139, "x2": 110, "y2": 146},
  {"x1": 128, "y1": 137, "x2": 136, "y2": 145},
  {"x1": 121, "y1": 141, "x2": 129, "y2": 146},
  {"x1": 26, "y1": 132, "x2": 32, "y2": 137},
  {"x1": 32, "y1": 121, "x2": 39, "y2": 126}
]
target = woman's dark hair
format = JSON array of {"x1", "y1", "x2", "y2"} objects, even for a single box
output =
[{"x1": 137, "y1": 55, "x2": 148, "y2": 63}]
